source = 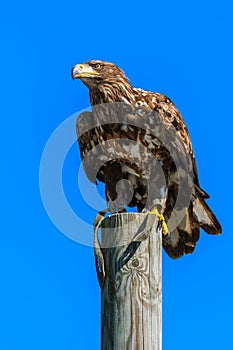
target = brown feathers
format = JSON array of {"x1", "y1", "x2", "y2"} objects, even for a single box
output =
[{"x1": 74, "y1": 60, "x2": 222, "y2": 259}]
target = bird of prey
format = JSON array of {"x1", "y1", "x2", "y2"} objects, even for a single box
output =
[{"x1": 72, "y1": 60, "x2": 222, "y2": 259}]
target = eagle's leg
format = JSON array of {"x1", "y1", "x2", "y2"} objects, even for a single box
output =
[
  {"x1": 149, "y1": 206, "x2": 170, "y2": 240},
  {"x1": 145, "y1": 159, "x2": 170, "y2": 239},
  {"x1": 103, "y1": 163, "x2": 133, "y2": 213}
]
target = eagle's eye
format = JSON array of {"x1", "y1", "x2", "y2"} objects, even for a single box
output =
[{"x1": 92, "y1": 63, "x2": 101, "y2": 70}]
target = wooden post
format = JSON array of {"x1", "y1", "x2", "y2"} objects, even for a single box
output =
[{"x1": 96, "y1": 212, "x2": 162, "y2": 350}]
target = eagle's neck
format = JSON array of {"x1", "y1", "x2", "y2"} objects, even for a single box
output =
[{"x1": 89, "y1": 80, "x2": 135, "y2": 106}]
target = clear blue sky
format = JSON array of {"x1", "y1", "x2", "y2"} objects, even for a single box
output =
[{"x1": 1, "y1": 0, "x2": 232, "y2": 349}]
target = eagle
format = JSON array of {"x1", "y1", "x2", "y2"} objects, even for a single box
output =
[{"x1": 72, "y1": 60, "x2": 222, "y2": 259}]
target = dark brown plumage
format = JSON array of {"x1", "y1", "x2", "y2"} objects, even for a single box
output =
[{"x1": 72, "y1": 60, "x2": 222, "y2": 259}]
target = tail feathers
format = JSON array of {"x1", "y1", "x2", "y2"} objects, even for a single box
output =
[
  {"x1": 163, "y1": 228, "x2": 186, "y2": 259},
  {"x1": 164, "y1": 207, "x2": 200, "y2": 259},
  {"x1": 194, "y1": 184, "x2": 210, "y2": 199},
  {"x1": 163, "y1": 190, "x2": 221, "y2": 259},
  {"x1": 193, "y1": 192, "x2": 222, "y2": 234}
]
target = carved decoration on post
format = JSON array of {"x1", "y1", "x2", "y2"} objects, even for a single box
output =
[{"x1": 94, "y1": 212, "x2": 162, "y2": 350}]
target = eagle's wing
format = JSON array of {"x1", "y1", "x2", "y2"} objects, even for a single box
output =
[
  {"x1": 76, "y1": 111, "x2": 104, "y2": 184},
  {"x1": 142, "y1": 92, "x2": 221, "y2": 258},
  {"x1": 76, "y1": 95, "x2": 221, "y2": 259}
]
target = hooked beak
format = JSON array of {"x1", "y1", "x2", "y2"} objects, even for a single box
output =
[{"x1": 71, "y1": 64, "x2": 100, "y2": 80}]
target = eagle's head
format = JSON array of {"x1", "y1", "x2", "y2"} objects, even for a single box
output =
[
  {"x1": 72, "y1": 60, "x2": 134, "y2": 104},
  {"x1": 71, "y1": 60, "x2": 129, "y2": 88}
]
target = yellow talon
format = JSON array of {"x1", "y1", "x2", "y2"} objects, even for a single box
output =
[
  {"x1": 148, "y1": 207, "x2": 169, "y2": 236},
  {"x1": 161, "y1": 218, "x2": 169, "y2": 235}
]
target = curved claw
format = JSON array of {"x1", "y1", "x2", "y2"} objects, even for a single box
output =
[{"x1": 149, "y1": 206, "x2": 170, "y2": 238}]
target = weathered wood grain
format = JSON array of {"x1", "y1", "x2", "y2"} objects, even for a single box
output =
[{"x1": 100, "y1": 213, "x2": 162, "y2": 350}]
